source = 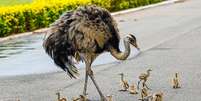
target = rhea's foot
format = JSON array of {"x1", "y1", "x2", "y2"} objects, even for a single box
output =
[{"x1": 101, "y1": 97, "x2": 107, "y2": 101}]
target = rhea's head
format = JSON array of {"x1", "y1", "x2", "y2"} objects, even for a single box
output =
[{"x1": 127, "y1": 34, "x2": 139, "y2": 50}]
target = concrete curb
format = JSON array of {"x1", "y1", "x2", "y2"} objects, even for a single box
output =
[
  {"x1": 0, "y1": 0, "x2": 180, "y2": 43},
  {"x1": 0, "y1": 28, "x2": 49, "y2": 43},
  {"x1": 0, "y1": 32, "x2": 32, "y2": 43}
]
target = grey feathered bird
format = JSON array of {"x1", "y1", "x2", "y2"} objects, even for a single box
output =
[{"x1": 43, "y1": 5, "x2": 139, "y2": 101}]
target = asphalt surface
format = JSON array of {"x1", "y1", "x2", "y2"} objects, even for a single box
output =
[{"x1": 1, "y1": 0, "x2": 201, "y2": 100}]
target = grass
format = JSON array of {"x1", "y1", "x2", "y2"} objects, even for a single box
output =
[{"x1": 0, "y1": 0, "x2": 32, "y2": 6}]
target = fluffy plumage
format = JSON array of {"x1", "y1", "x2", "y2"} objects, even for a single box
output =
[{"x1": 43, "y1": 5, "x2": 120, "y2": 78}]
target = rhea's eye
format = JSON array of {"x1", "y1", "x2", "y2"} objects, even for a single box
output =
[
  {"x1": 128, "y1": 37, "x2": 134, "y2": 43},
  {"x1": 125, "y1": 36, "x2": 130, "y2": 40}
]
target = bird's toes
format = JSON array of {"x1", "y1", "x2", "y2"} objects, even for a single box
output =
[{"x1": 101, "y1": 97, "x2": 107, "y2": 101}]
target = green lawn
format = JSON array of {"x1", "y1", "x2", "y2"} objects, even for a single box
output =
[{"x1": 0, "y1": 0, "x2": 32, "y2": 6}]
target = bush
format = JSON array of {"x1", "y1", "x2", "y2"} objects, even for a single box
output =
[{"x1": 0, "y1": 0, "x2": 162, "y2": 37}]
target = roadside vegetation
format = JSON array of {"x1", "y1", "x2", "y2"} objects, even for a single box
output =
[{"x1": 0, "y1": 0, "x2": 162, "y2": 37}]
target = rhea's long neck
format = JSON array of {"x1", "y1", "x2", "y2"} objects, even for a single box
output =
[{"x1": 110, "y1": 38, "x2": 130, "y2": 60}]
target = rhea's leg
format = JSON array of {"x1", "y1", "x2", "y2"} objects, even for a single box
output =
[
  {"x1": 88, "y1": 69, "x2": 107, "y2": 101},
  {"x1": 83, "y1": 62, "x2": 91, "y2": 96},
  {"x1": 83, "y1": 71, "x2": 89, "y2": 96}
]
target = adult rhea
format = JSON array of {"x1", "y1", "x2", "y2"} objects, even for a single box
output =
[{"x1": 43, "y1": 5, "x2": 139, "y2": 101}]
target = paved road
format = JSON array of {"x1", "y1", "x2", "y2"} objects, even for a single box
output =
[{"x1": 1, "y1": 0, "x2": 201, "y2": 100}]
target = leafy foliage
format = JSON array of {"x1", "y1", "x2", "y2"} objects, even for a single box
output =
[{"x1": 0, "y1": 0, "x2": 162, "y2": 37}]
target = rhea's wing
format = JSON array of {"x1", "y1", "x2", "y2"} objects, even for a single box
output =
[
  {"x1": 43, "y1": 11, "x2": 80, "y2": 78},
  {"x1": 43, "y1": 29, "x2": 79, "y2": 78}
]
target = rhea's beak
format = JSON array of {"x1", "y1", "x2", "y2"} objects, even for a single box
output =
[{"x1": 131, "y1": 42, "x2": 140, "y2": 50}]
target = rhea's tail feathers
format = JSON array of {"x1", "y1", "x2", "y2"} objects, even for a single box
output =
[
  {"x1": 54, "y1": 56, "x2": 79, "y2": 78},
  {"x1": 43, "y1": 31, "x2": 79, "y2": 79}
]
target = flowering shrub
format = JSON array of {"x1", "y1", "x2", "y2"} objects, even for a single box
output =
[{"x1": 0, "y1": 0, "x2": 162, "y2": 37}]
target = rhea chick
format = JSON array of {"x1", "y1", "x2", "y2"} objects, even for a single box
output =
[
  {"x1": 138, "y1": 69, "x2": 152, "y2": 90},
  {"x1": 72, "y1": 95, "x2": 87, "y2": 101},
  {"x1": 138, "y1": 91, "x2": 163, "y2": 101},
  {"x1": 129, "y1": 83, "x2": 138, "y2": 94},
  {"x1": 151, "y1": 92, "x2": 163, "y2": 101},
  {"x1": 138, "y1": 86, "x2": 149, "y2": 101},
  {"x1": 56, "y1": 92, "x2": 67, "y2": 101},
  {"x1": 118, "y1": 73, "x2": 129, "y2": 91},
  {"x1": 106, "y1": 95, "x2": 113, "y2": 101},
  {"x1": 172, "y1": 73, "x2": 181, "y2": 89}
]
